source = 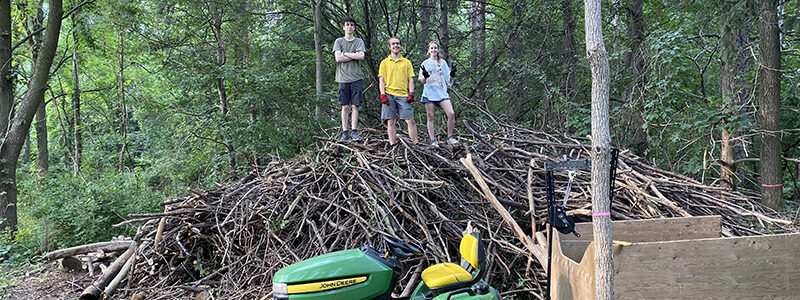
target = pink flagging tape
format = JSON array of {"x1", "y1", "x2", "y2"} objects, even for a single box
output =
[
  {"x1": 592, "y1": 212, "x2": 611, "y2": 217},
  {"x1": 761, "y1": 183, "x2": 783, "y2": 188}
]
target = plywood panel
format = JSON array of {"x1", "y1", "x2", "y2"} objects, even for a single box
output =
[
  {"x1": 563, "y1": 215, "x2": 721, "y2": 243},
  {"x1": 550, "y1": 231, "x2": 595, "y2": 300},
  {"x1": 550, "y1": 216, "x2": 800, "y2": 300},
  {"x1": 614, "y1": 233, "x2": 800, "y2": 299}
]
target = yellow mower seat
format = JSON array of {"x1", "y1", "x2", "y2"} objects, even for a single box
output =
[
  {"x1": 421, "y1": 263, "x2": 474, "y2": 288},
  {"x1": 421, "y1": 233, "x2": 485, "y2": 290}
]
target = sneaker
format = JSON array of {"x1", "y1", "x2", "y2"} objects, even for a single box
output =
[
  {"x1": 350, "y1": 131, "x2": 362, "y2": 141},
  {"x1": 338, "y1": 131, "x2": 349, "y2": 142},
  {"x1": 446, "y1": 136, "x2": 458, "y2": 145},
  {"x1": 430, "y1": 140, "x2": 439, "y2": 148},
  {"x1": 414, "y1": 144, "x2": 432, "y2": 151}
]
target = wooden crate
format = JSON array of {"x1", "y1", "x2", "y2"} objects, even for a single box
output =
[{"x1": 548, "y1": 216, "x2": 800, "y2": 299}]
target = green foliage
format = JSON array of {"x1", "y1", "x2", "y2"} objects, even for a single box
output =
[{"x1": 15, "y1": 170, "x2": 165, "y2": 253}]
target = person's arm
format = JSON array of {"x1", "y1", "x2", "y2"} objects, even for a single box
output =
[
  {"x1": 335, "y1": 51, "x2": 352, "y2": 63},
  {"x1": 419, "y1": 66, "x2": 427, "y2": 84},
  {"x1": 408, "y1": 77, "x2": 415, "y2": 94},
  {"x1": 345, "y1": 51, "x2": 365, "y2": 60},
  {"x1": 379, "y1": 77, "x2": 386, "y2": 95}
]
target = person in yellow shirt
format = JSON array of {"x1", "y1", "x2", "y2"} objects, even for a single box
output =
[{"x1": 378, "y1": 37, "x2": 428, "y2": 150}]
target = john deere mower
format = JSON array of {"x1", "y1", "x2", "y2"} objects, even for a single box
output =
[{"x1": 272, "y1": 232, "x2": 500, "y2": 300}]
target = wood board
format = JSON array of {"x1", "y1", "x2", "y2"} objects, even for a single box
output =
[{"x1": 550, "y1": 216, "x2": 800, "y2": 299}]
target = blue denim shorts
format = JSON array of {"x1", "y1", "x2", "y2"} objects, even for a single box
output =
[{"x1": 421, "y1": 97, "x2": 450, "y2": 107}]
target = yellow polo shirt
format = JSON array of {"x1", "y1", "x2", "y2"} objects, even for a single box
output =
[{"x1": 378, "y1": 55, "x2": 415, "y2": 96}]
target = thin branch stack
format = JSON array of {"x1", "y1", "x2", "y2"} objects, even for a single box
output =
[{"x1": 56, "y1": 121, "x2": 795, "y2": 299}]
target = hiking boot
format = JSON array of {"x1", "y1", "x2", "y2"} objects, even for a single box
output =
[
  {"x1": 430, "y1": 140, "x2": 439, "y2": 148},
  {"x1": 338, "y1": 131, "x2": 349, "y2": 142},
  {"x1": 446, "y1": 136, "x2": 459, "y2": 145},
  {"x1": 350, "y1": 131, "x2": 362, "y2": 141}
]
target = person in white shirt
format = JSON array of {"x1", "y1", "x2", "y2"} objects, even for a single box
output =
[{"x1": 419, "y1": 41, "x2": 457, "y2": 147}]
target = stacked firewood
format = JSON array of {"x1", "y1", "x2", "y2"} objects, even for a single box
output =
[{"x1": 52, "y1": 120, "x2": 796, "y2": 299}]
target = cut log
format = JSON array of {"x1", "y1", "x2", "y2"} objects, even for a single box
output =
[
  {"x1": 79, "y1": 243, "x2": 137, "y2": 300},
  {"x1": 46, "y1": 240, "x2": 132, "y2": 261},
  {"x1": 60, "y1": 256, "x2": 82, "y2": 272},
  {"x1": 103, "y1": 249, "x2": 137, "y2": 297}
]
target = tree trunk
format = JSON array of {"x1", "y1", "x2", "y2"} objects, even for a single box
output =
[
  {"x1": 35, "y1": 101, "x2": 48, "y2": 171},
  {"x1": 758, "y1": 0, "x2": 782, "y2": 209},
  {"x1": 313, "y1": 0, "x2": 323, "y2": 118},
  {"x1": 0, "y1": 0, "x2": 63, "y2": 233},
  {"x1": 436, "y1": 0, "x2": 449, "y2": 59},
  {"x1": 29, "y1": 0, "x2": 47, "y2": 171},
  {"x1": 72, "y1": 15, "x2": 82, "y2": 173},
  {"x1": 561, "y1": 0, "x2": 578, "y2": 103},
  {"x1": 584, "y1": 0, "x2": 614, "y2": 299},
  {"x1": 619, "y1": 0, "x2": 647, "y2": 153},
  {"x1": 419, "y1": 0, "x2": 431, "y2": 60},
  {"x1": 0, "y1": 0, "x2": 13, "y2": 136},
  {"x1": 470, "y1": 0, "x2": 485, "y2": 99},
  {"x1": 118, "y1": 28, "x2": 128, "y2": 170},
  {"x1": 718, "y1": 2, "x2": 737, "y2": 190},
  {"x1": 211, "y1": 8, "x2": 235, "y2": 170}
]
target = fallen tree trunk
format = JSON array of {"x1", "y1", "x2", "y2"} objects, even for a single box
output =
[
  {"x1": 79, "y1": 243, "x2": 137, "y2": 300},
  {"x1": 103, "y1": 249, "x2": 137, "y2": 297},
  {"x1": 46, "y1": 240, "x2": 132, "y2": 261}
]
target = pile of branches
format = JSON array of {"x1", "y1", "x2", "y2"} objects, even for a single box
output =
[{"x1": 67, "y1": 120, "x2": 794, "y2": 299}]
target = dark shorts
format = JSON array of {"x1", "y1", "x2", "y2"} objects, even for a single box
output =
[
  {"x1": 381, "y1": 94, "x2": 414, "y2": 120},
  {"x1": 338, "y1": 79, "x2": 364, "y2": 106}
]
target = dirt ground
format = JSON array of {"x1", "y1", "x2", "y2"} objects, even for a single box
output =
[{"x1": 0, "y1": 262, "x2": 91, "y2": 300}]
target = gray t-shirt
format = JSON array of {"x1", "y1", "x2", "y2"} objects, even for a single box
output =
[{"x1": 333, "y1": 37, "x2": 366, "y2": 83}]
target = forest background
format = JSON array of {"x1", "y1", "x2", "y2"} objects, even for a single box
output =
[{"x1": 0, "y1": 0, "x2": 798, "y2": 270}]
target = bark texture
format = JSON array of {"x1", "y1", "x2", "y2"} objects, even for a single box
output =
[
  {"x1": 758, "y1": 0, "x2": 783, "y2": 209},
  {"x1": 584, "y1": 0, "x2": 614, "y2": 298},
  {"x1": 0, "y1": 0, "x2": 62, "y2": 233}
]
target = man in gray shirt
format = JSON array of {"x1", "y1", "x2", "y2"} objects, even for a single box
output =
[{"x1": 333, "y1": 17, "x2": 366, "y2": 141}]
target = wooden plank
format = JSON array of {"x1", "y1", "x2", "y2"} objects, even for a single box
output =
[
  {"x1": 550, "y1": 230, "x2": 595, "y2": 300},
  {"x1": 563, "y1": 216, "x2": 721, "y2": 243},
  {"x1": 550, "y1": 217, "x2": 800, "y2": 299},
  {"x1": 614, "y1": 233, "x2": 800, "y2": 299}
]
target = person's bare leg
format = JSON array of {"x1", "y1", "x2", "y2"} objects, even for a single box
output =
[
  {"x1": 406, "y1": 119, "x2": 419, "y2": 144},
  {"x1": 350, "y1": 105, "x2": 359, "y2": 130},
  {"x1": 387, "y1": 119, "x2": 397, "y2": 145},
  {"x1": 441, "y1": 100, "x2": 455, "y2": 138},
  {"x1": 425, "y1": 103, "x2": 436, "y2": 142},
  {"x1": 341, "y1": 105, "x2": 350, "y2": 132}
]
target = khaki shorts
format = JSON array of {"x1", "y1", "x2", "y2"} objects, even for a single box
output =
[{"x1": 381, "y1": 94, "x2": 414, "y2": 120}]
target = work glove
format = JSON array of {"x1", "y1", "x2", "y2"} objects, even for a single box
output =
[
  {"x1": 450, "y1": 66, "x2": 456, "y2": 78},
  {"x1": 380, "y1": 94, "x2": 389, "y2": 105},
  {"x1": 421, "y1": 65, "x2": 430, "y2": 78},
  {"x1": 407, "y1": 93, "x2": 415, "y2": 103}
]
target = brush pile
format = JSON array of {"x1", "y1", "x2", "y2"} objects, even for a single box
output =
[{"x1": 55, "y1": 120, "x2": 795, "y2": 300}]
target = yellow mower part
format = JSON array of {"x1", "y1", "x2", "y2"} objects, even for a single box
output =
[{"x1": 421, "y1": 263, "x2": 473, "y2": 288}]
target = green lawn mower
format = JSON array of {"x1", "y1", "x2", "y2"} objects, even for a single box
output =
[{"x1": 272, "y1": 232, "x2": 501, "y2": 300}]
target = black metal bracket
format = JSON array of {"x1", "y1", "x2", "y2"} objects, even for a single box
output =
[
  {"x1": 544, "y1": 149, "x2": 619, "y2": 300},
  {"x1": 544, "y1": 158, "x2": 591, "y2": 171}
]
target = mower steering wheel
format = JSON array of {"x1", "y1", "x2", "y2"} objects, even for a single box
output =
[{"x1": 383, "y1": 235, "x2": 422, "y2": 258}]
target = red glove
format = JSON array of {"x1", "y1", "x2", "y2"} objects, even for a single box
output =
[
  {"x1": 380, "y1": 94, "x2": 388, "y2": 105},
  {"x1": 407, "y1": 93, "x2": 415, "y2": 103}
]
